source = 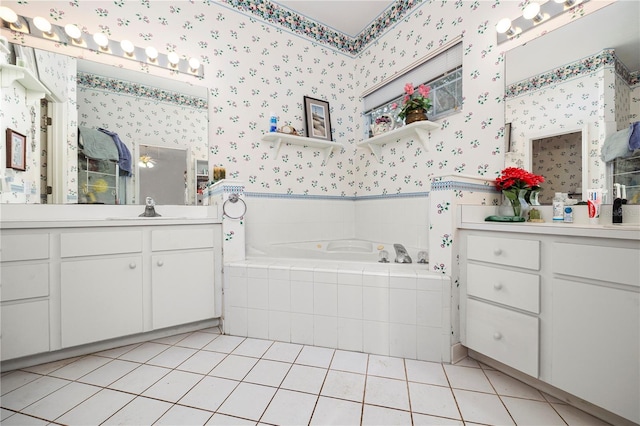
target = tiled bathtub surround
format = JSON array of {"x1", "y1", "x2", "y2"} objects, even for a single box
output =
[
  {"x1": 223, "y1": 259, "x2": 451, "y2": 363},
  {"x1": 243, "y1": 195, "x2": 429, "y2": 251}
]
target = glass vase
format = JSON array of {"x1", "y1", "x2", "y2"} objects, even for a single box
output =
[
  {"x1": 502, "y1": 189, "x2": 530, "y2": 218},
  {"x1": 528, "y1": 189, "x2": 541, "y2": 206}
]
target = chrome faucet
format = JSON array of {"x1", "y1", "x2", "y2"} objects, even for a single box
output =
[
  {"x1": 393, "y1": 244, "x2": 412, "y2": 263},
  {"x1": 139, "y1": 197, "x2": 161, "y2": 217}
]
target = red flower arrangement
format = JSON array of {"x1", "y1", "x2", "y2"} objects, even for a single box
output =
[{"x1": 495, "y1": 167, "x2": 544, "y2": 191}]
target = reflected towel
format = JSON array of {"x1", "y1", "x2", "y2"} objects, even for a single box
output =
[
  {"x1": 629, "y1": 121, "x2": 640, "y2": 151},
  {"x1": 78, "y1": 126, "x2": 119, "y2": 161},
  {"x1": 601, "y1": 127, "x2": 631, "y2": 162},
  {"x1": 98, "y1": 128, "x2": 132, "y2": 177}
]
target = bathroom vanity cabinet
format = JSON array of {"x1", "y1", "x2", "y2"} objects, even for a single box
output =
[
  {"x1": 0, "y1": 220, "x2": 222, "y2": 364},
  {"x1": 459, "y1": 224, "x2": 639, "y2": 424}
]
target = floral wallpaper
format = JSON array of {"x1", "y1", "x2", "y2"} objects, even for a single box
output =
[{"x1": 531, "y1": 132, "x2": 582, "y2": 204}]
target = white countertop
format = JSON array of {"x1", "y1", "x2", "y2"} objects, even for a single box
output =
[{"x1": 458, "y1": 205, "x2": 640, "y2": 241}]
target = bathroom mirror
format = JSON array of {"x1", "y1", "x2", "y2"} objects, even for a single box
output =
[
  {"x1": 3, "y1": 42, "x2": 209, "y2": 205},
  {"x1": 504, "y1": 1, "x2": 640, "y2": 203}
]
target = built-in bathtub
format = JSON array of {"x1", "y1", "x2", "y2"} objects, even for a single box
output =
[
  {"x1": 224, "y1": 239, "x2": 453, "y2": 363},
  {"x1": 247, "y1": 239, "x2": 426, "y2": 263}
]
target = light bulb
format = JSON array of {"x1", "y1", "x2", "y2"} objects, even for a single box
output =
[
  {"x1": 33, "y1": 16, "x2": 52, "y2": 35},
  {"x1": 0, "y1": 6, "x2": 21, "y2": 28},
  {"x1": 64, "y1": 24, "x2": 82, "y2": 43},
  {"x1": 93, "y1": 32, "x2": 109, "y2": 49},
  {"x1": 120, "y1": 39, "x2": 134, "y2": 55},
  {"x1": 167, "y1": 52, "x2": 180, "y2": 66},
  {"x1": 145, "y1": 46, "x2": 158, "y2": 61},
  {"x1": 523, "y1": 3, "x2": 543, "y2": 22},
  {"x1": 188, "y1": 57, "x2": 200, "y2": 71},
  {"x1": 495, "y1": 18, "x2": 513, "y2": 34}
]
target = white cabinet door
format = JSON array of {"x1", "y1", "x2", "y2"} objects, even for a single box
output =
[
  {"x1": 552, "y1": 278, "x2": 640, "y2": 424},
  {"x1": 61, "y1": 256, "x2": 143, "y2": 348},
  {"x1": 152, "y1": 250, "x2": 215, "y2": 329},
  {"x1": 1, "y1": 300, "x2": 49, "y2": 360}
]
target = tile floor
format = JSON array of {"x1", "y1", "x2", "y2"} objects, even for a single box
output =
[{"x1": 1, "y1": 327, "x2": 610, "y2": 425}]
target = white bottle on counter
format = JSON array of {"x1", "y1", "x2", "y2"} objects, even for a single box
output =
[{"x1": 552, "y1": 192, "x2": 564, "y2": 222}]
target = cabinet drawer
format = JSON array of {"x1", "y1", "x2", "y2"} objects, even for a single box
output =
[
  {"x1": 467, "y1": 235, "x2": 540, "y2": 270},
  {"x1": 466, "y1": 299, "x2": 539, "y2": 377},
  {"x1": 552, "y1": 243, "x2": 640, "y2": 287},
  {"x1": 467, "y1": 263, "x2": 539, "y2": 314},
  {"x1": 1, "y1": 300, "x2": 50, "y2": 360},
  {"x1": 61, "y1": 230, "x2": 142, "y2": 257},
  {"x1": 1, "y1": 263, "x2": 49, "y2": 302},
  {"x1": 1, "y1": 233, "x2": 49, "y2": 261},
  {"x1": 152, "y1": 228, "x2": 214, "y2": 251}
]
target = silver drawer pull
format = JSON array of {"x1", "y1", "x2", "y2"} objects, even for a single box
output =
[
  {"x1": 157, "y1": 260, "x2": 164, "y2": 267},
  {"x1": 493, "y1": 283, "x2": 503, "y2": 290},
  {"x1": 493, "y1": 248, "x2": 503, "y2": 256},
  {"x1": 129, "y1": 263, "x2": 136, "y2": 269},
  {"x1": 493, "y1": 332, "x2": 503, "y2": 340}
]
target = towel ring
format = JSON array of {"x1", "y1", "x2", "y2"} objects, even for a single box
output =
[{"x1": 223, "y1": 193, "x2": 247, "y2": 219}]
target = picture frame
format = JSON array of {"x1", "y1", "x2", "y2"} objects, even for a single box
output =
[
  {"x1": 6, "y1": 128, "x2": 27, "y2": 171},
  {"x1": 304, "y1": 96, "x2": 332, "y2": 141}
]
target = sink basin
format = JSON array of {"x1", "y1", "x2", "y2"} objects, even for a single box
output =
[{"x1": 106, "y1": 216, "x2": 187, "y2": 220}]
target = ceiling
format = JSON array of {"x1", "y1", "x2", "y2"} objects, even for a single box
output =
[{"x1": 274, "y1": 1, "x2": 395, "y2": 37}]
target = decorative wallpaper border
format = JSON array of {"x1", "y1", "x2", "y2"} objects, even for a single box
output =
[
  {"x1": 243, "y1": 191, "x2": 430, "y2": 201},
  {"x1": 220, "y1": 0, "x2": 420, "y2": 56},
  {"x1": 506, "y1": 49, "x2": 621, "y2": 99},
  {"x1": 77, "y1": 72, "x2": 208, "y2": 109},
  {"x1": 431, "y1": 180, "x2": 497, "y2": 193}
]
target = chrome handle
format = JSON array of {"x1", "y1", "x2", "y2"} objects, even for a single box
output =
[
  {"x1": 493, "y1": 248, "x2": 502, "y2": 256},
  {"x1": 493, "y1": 332, "x2": 503, "y2": 340},
  {"x1": 493, "y1": 283, "x2": 503, "y2": 290},
  {"x1": 129, "y1": 263, "x2": 136, "y2": 269},
  {"x1": 157, "y1": 260, "x2": 164, "y2": 267}
]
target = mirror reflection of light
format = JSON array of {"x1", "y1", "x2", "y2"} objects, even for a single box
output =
[
  {"x1": 0, "y1": 6, "x2": 21, "y2": 29},
  {"x1": 139, "y1": 155, "x2": 155, "y2": 168}
]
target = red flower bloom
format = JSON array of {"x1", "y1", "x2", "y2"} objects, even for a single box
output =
[{"x1": 495, "y1": 167, "x2": 545, "y2": 191}]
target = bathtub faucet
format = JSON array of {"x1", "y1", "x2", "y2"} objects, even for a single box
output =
[{"x1": 393, "y1": 244, "x2": 412, "y2": 263}]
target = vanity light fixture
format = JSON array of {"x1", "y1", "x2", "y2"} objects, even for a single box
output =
[
  {"x1": 145, "y1": 46, "x2": 158, "y2": 61},
  {"x1": 495, "y1": 18, "x2": 517, "y2": 37},
  {"x1": 93, "y1": 32, "x2": 109, "y2": 50},
  {"x1": 167, "y1": 52, "x2": 180, "y2": 67},
  {"x1": 64, "y1": 23, "x2": 83, "y2": 44},
  {"x1": 0, "y1": 12, "x2": 204, "y2": 77},
  {"x1": 188, "y1": 57, "x2": 201, "y2": 72},
  {"x1": 33, "y1": 16, "x2": 53, "y2": 36},
  {"x1": 496, "y1": 0, "x2": 589, "y2": 44},
  {"x1": 0, "y1": 6, "x2": 25, "y2": 32},
  {"x1": 120, "y1": 39, "x2": 135, "y2": 56},
  {"x1": 139, "y1": 155, "x2": 155, "y2": 168},
  {"x1": 522, "y1": 3, "x2": 545, "y2": 23}
]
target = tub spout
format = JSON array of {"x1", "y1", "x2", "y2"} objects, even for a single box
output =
[{"x1": 393, "y1": 244, "x2": 412, "y2": 263}]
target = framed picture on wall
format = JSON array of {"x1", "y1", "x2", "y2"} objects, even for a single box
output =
[
  {"x1": 6, "y1": 128, "x2": 27, "y2": 171},
  {"x1": 304, "y1": 96, "x2": 332, "y2": 141}
]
